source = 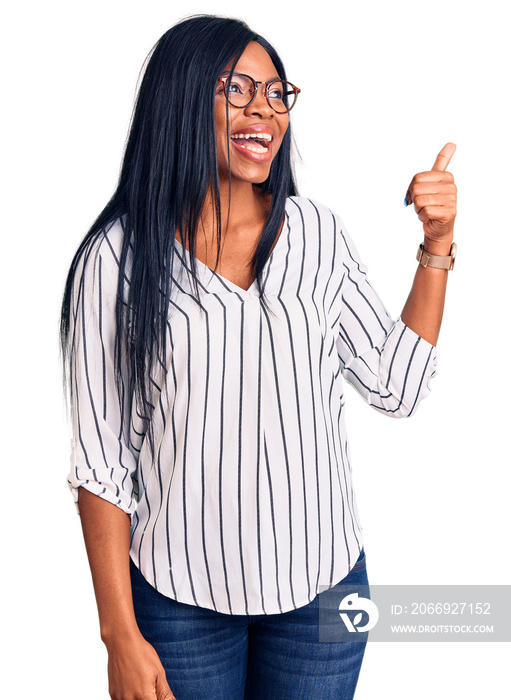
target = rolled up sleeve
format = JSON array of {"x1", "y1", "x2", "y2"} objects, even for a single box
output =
[
  {"x1": 334, "y1": 216, "x2": 438, "y2": 418},
  {"x1": 66, "y1": 232, "x2": 138, "y2": 517}
]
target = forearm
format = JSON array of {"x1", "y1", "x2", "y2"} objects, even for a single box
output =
[
  {"x1": 400, "y1": 235, "x2": 452, "y2": 347},
  {"x1": 77, "y1": 486, "x2": 141, "y2": 647}
]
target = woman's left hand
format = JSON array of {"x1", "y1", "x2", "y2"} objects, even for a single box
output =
[{"x1": 404, "y1": 142, "x2": 457, "y2": 246}]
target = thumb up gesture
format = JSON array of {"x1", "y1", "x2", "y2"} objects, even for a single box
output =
[{"x1": 405, "y1": 143, "x2": 457, "y2": 244}]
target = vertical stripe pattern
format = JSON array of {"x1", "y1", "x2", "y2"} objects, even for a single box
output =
[{"x1": 67, "y1": 196, "x2": 438, "y2": 615}]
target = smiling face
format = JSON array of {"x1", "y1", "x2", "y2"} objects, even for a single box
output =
[{"x1": 215, "y1": 41, "x2": 290, "y2": 186}]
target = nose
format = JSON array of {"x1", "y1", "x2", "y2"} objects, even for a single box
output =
[{"x1": 244, "y1": 82, "x2": 274, "y2": 118}]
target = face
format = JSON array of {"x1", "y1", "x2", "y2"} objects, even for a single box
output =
[{"x1": 215, "y1": 41, "x2": 290, "y2": 185}]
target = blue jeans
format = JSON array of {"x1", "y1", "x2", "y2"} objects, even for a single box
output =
[{"x1": 130, "y1": 548, "x2": 369, "y2": 699}]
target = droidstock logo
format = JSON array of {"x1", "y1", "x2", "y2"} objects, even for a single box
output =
[{"x1": 339, "y1": 593, "x2": 379, "y2": 632}]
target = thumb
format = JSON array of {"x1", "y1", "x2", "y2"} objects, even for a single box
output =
[
  {"x1": 432, "y1": 142, "x2": 456, "y2": 172},
  {"x1": 155, "y1": 670, "x2": 175, "y2": 699}
]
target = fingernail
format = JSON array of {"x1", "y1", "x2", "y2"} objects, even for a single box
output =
[{"x1": 404, "y1": 197, "x2": 409, "y2": 206}]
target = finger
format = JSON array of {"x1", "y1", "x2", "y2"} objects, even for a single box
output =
[
  {"x1": 416, "y1": 205, "x2": 452, "y2": 223},
  {"x1": 156, "y1": 671, "x2": 175, "y2": 699},
  {"x1": 412, "y1": 187, "x2": 456, "y2": 213},
  {"x1": 410, "y1": 182, "x2": 454, "y2": 196},
  {"x1": 413, "y1": 193, "x2": 442, "y2": 214},
  {"x1": 409, "y1": 170, "x2": 455, "y2": 182},
  {"x1": 404, "y1": 180, "x2": 415, "y2": 206},
  {"x1": 432, "y1": 142, "x2": 456, "y2": 172},
  {"x1": 405, "y1": 170, "x2": 454, "y2": 206}
]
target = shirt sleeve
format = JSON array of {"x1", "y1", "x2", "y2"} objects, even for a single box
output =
[
  {"x1": 334, "y1": 213, "x2": 438, "y2": 418},
  {"x1": 66, "y1": 233, "x2": 139, "y2": 517}
]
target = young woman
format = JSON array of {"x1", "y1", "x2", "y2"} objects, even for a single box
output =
[{"x1": 61, "y1": 14, "x2": 457, "y2": 700}]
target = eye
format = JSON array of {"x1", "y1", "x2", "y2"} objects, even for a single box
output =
[
  {"x1": 267, "y1": 81, "x2": 286, "y2": 101},
  {"x1": 229, "y1": 76, "x2": 253, "y2": 97},
  {"x1": 227, "y1": 81, "x2": 243, "y2": 94},
  {"x1": 268, "y1": 86, "x2": 284, "y2": 100}
]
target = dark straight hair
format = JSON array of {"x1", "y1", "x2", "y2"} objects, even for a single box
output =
[{"x1": 60, "y1": 14, "x2": 298, "y2": 455}]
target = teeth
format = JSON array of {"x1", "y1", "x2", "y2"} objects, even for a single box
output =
[
  {"x1": 231, "y1": 132, "x2": 273, "y2": 142},
  {"x1": 237, "y1": 142, "x2": 268, "y2": 153}
]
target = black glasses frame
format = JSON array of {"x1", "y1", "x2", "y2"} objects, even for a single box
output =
[{"x1": 219, "y1": 72, "x2": 301, "y2": 114}]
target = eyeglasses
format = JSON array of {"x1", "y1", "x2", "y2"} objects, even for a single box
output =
[{"x1": 219, "y1": 72, "x2": 301, "y2": 114}]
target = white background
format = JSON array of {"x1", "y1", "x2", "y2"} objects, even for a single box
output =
[{"x1": 2, "y1": 0, "x2": 509, "y2": 697}]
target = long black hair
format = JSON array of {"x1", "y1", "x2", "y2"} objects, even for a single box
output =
[{"x1": 60, "y1": 15, "x2": 297, "y2": 455}]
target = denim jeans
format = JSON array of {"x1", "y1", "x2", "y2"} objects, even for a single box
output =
[{"x1": 130, "y1": 547, "x2": 369, "y2": 699}]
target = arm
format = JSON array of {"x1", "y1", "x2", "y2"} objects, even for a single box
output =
[
  {"x1": 77, "y1": 486, "x2": 138, "y2": 644},
  {"x1": 335, "y1": 142, "x2": 457, "y2": 415},
  {"x1": 400, "y1": 244, "x2": 450, "y2": 347},
  {"x1": 66, "y1": 231, "x2": 173, "y2": 698},
  {"x1": 400, "y1": 143, "x2": 457, "y2": 346},
  {"x1": 335, "y1": 215, "x2": 438, "y2": 419},
  {"x1": 78, "y1": 487, "x2": 174, "y2": 699}
]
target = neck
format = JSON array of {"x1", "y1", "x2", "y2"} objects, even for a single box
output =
[{"x1": 201, "y1": 179, "x2": 270, "y2": 240}]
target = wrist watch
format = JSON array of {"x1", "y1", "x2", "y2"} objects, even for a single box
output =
[{"x1": 416, "y1": 242, "x2": 457, "y2": 270}]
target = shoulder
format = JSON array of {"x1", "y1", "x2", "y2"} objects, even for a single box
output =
[
  {"x1": 285, "y1": 195, "x2": 365, "y2": 269},
  {"x1": 71, "y1": 218, "x2": 128, "y2": 306},
  {"x1": 286, "y1": 195, "x2": 345, "y2": 229},
  {"x1": 285, "y1": 196, "x2": 351, "y2": 245},
  {"x1": 76, "y1": 218, "x2": 127, "y2": 280},
  {"x1": 90, "y1": 218, "x2": 126, "y2": 269}
]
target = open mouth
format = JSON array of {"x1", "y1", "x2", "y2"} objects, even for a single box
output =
[{"x1": 230, "y1": 132, "x2": 273, "y2": 154}]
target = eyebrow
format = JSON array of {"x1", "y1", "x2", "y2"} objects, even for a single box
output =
[{"x1": 220, "y1": 71, "x2": 282, "y2": 82}]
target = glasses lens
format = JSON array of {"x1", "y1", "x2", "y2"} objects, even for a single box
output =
[
  {"x1": 224, "y1": 74, "x2": 255, "y2": 108},
  {"x1": 222, "y1": 74, "x2": 298, "y2": 113},
  {"x1": 266, "y1": 81, "x2": 297, "y2": 113}
]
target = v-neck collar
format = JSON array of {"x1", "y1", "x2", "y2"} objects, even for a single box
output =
[{"x1": 174, "y1": 198, "x2": 290, "y2": 297}]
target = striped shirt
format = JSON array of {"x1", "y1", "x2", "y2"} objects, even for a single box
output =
[{"x1": 67, "y1": 195, "x2": 437, "y2": 616}]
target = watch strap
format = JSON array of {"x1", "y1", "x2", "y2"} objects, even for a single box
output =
[{"x1": 416, "y1": 242, "x2": 457, "y2": 270}]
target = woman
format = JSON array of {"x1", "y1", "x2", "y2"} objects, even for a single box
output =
[{"x1": 61, "y1": 14, "x2": 457, "y2": 700}]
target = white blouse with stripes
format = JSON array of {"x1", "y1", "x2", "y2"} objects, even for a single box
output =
[{"x1": 67, "y1": 196, "x2": 438, "y2": 616}]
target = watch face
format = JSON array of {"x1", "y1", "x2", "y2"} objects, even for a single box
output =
[{"x1": 449, "y1": 242, "x2": 457, "y2": 270}]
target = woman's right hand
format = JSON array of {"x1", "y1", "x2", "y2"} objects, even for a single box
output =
[{"x1": 105, "y1": 631, "x2": 175, "y2": 699}]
